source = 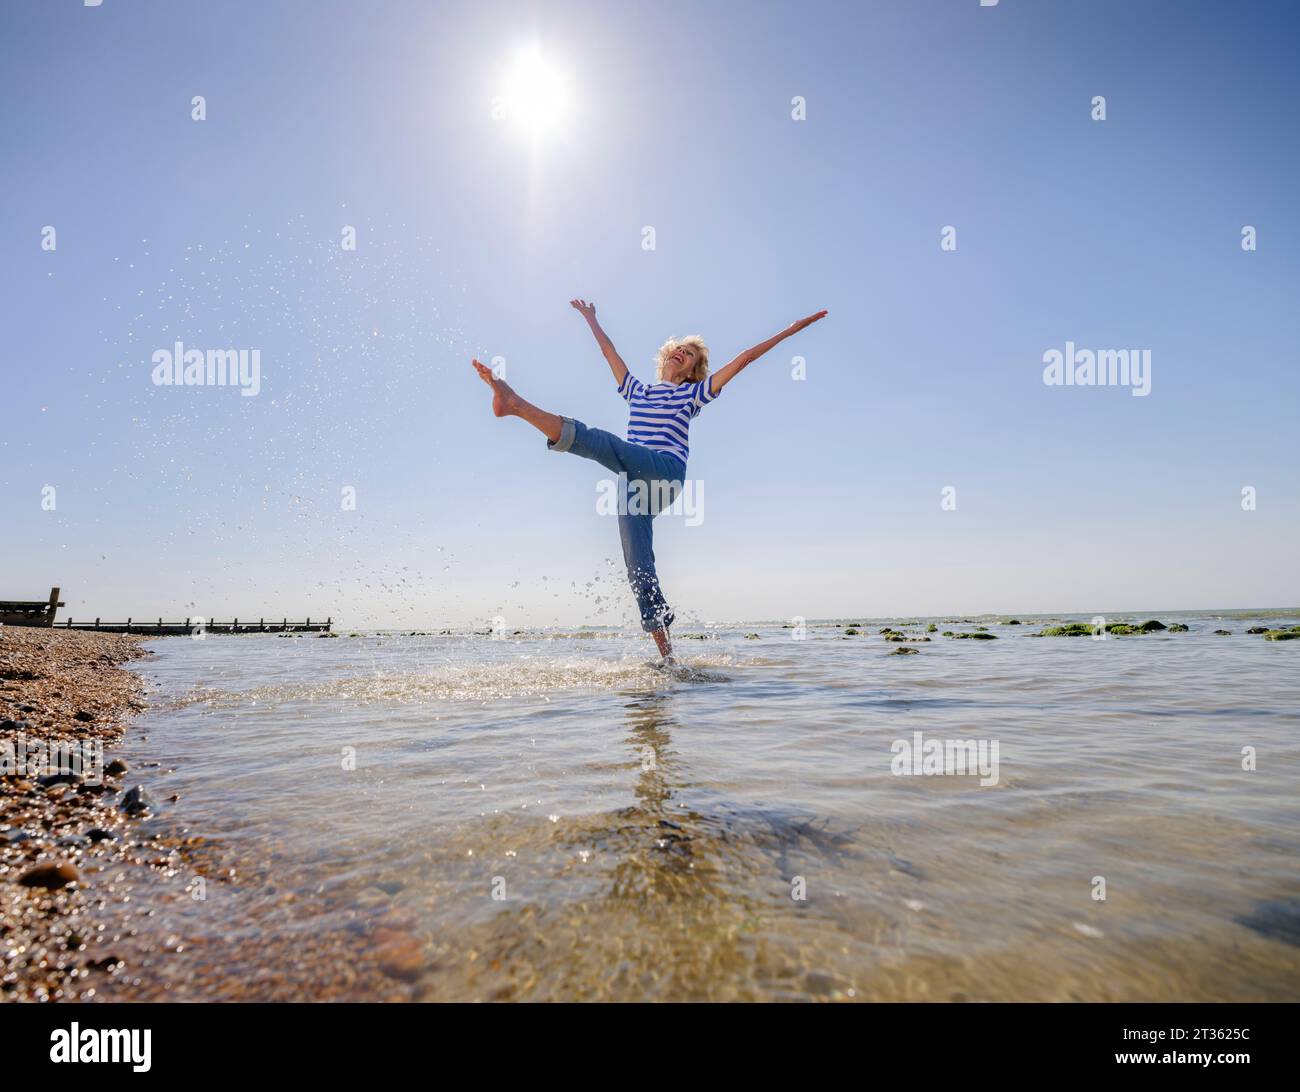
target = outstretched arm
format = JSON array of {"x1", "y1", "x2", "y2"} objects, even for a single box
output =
[
  {"x1": 709, "y1": 311, "x2": 827, "y2": 396},
  {"x1": 570, "y1": 299, "x2": 629, "y2": 386}
]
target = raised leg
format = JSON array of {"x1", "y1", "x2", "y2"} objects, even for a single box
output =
[{"x1": 472, "y1": 359, "x2": 563, "y2": 444}]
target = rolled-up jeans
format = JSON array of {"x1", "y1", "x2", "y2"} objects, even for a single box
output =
[{"x1": 548, "y1": 416, "x2": 684, "y2": 633}]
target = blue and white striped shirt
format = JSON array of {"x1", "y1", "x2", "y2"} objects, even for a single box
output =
[{"x1": 617, "y1": 373, "x2": 719, "y2": 467}]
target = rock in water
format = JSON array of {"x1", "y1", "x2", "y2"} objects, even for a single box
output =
[
  {"x1": 122, "y1": 785, "x2": 154, "y2": 816},
  {"x1": 1038, "y1": 623, "x2": 1097, "y2": 637},
  {"x1": 372, "y1": 928, "x2": 425, "y2": 981}
]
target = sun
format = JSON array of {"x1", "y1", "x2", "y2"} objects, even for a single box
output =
[{"x1": 501, "y1": 47, "x2": 573, "y2": 136}]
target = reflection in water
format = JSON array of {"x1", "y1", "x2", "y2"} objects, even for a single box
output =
[{"x1": 604, "y1": 694, "x2": 698, "y2": 901}]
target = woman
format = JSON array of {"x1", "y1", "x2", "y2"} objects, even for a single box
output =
[{"x1": 472, "y1": 300, "x2": 827, "y2": 661}]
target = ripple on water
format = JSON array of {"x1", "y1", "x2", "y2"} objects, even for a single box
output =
[{"x1": 118, "y1": 620, "x2": 1300, "y2": 1000}]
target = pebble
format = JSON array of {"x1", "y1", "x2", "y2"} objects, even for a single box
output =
[
  {"x1": 372, "y1": 928, "x2": 425, "y2": 981},
  {"x1": 19, "y1": 862, "x2": 81, "y2": 890},
  {"x1": 121, "y1": 785, "x2": 153, "y2": 816}
]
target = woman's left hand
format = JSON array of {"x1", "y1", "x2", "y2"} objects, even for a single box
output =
[{"x1": 790, "y1": 310, "x2": 828, "y2": 332}]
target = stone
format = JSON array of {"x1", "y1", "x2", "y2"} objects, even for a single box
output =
[
  {"x1": 19, "y1": 862, "x2": 80, "y2": 889},
  {"x1": 122, "y1": 785, "x2": 154, "y2": 816}
]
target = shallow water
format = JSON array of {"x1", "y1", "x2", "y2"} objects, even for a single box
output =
[{"x1": 117, "y1": 612, "x2": 1300, "y2": 1001}]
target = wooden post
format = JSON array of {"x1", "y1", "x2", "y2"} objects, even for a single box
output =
[
  {"x1": 46, "y1": 587, "x2": 61, "y2": 627},
  {"x1": 95, "y1": 618, "x2": 100, "y2": 629},
  {"x1": 260, "y1": 618, "x2": 265, "y2": 632},
  {"x1": 126, "y1": 618, "x2": 132, "y2": 633}
]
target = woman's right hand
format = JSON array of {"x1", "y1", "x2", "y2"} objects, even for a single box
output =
[{"x1": 569, "y1": 298, "x2": 597, "y2": 321}]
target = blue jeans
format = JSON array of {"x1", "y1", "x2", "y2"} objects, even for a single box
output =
[{"x1": 549, "y1": 417, "x2": 684, "y2": 633}]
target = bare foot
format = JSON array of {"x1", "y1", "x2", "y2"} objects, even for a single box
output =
[{"x1": 471, "y1": 359, "x2": 518, "y2": 417}]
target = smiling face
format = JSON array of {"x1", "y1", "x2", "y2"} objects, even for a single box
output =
[
  {"x1": 663, "y1": 344, "x2": 700, "y2": 384},
  {"x1": 656, "y1": 335, "x2": 710, "y2": 385}
]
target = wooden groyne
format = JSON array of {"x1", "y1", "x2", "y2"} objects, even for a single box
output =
[
  {"x1": 1, "y1": 588, "x2": 331, "y2": 635},
  {"x1": 52, "y1": 617, "x2": 332, "y2": 635},
  {"x1": 0, "y1": 587, "x2": 64, "y2": 627}
]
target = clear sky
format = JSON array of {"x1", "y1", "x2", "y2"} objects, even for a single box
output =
[{"x1": 3, "y1": 0, "x2": 1298, "y2": 629}]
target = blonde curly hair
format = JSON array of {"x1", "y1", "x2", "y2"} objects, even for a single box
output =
[{"x1": 655, "y1": 335, "x2": 710, "y2": 383}]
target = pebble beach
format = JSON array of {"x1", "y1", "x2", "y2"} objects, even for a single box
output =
[{"x1": 0, "y1": 629, "x2": 405, "y2": 1002}]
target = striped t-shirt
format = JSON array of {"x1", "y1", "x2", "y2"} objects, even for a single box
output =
[{"x1": 617, "y1": 373, "x2": 719, "y2": 467}]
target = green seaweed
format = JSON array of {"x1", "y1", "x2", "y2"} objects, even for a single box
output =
[
  {"x1": 1037, "y1": 623, "x2": 1097, "y2": 637},
  {"x1": 1167, "y1": 623, "x2": 1189, "y2": 632},
  {"x1": 889, "y1": 646, "x2": 919, "y2": 656},
  {"x1": 951, "y1": 632, "x2": 998, "y2": 640},
  {"x1": 1263, "y1": 630, "x2": 1300, "y2": 641}
]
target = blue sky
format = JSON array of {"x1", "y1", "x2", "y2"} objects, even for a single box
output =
[{"x1": 3, "y1": 0, "x2": 1298, "y2": 629}]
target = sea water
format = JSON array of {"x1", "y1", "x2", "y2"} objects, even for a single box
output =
[{"x1": 114, "y1": 611, "x2": 1300, "y2": 1001}]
